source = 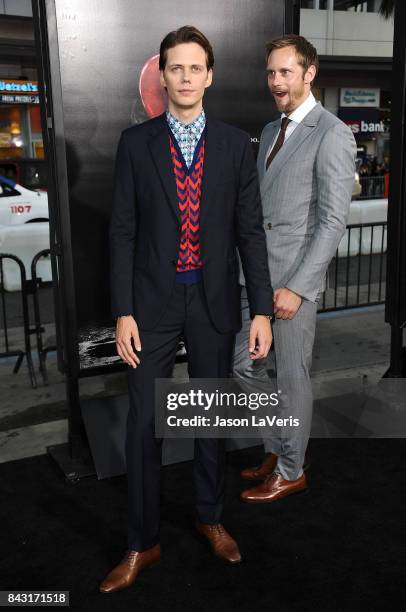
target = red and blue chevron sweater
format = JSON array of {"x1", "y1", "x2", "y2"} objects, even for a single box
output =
[{"x1": 169, "y1": 135, "x2": 205, "y2": 272}]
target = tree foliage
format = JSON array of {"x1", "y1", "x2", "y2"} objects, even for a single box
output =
[{"x1": 379, "y1": 0, "x2": 394, "y2": 19}]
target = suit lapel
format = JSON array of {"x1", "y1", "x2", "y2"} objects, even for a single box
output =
[
  {"x1": 148, "y1": 113, "x2": 180, "y2": 222},
  {"x1": 261, "y1": 103, "x2": 322, "y2": 196},
  {"x1": 257, "y1": 122, "x2": 279, "y2": 183},
  {"x1": 199, "y1": 116, "x2": 224, "y2": 227}
]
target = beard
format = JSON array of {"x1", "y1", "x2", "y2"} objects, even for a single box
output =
[{"x1": 273, "y1": 80, "x2": 306, "y2": 114}]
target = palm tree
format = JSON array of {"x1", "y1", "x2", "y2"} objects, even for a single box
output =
[{"x1": 379, "y1": 0, "x2": 394, "y2": 19}]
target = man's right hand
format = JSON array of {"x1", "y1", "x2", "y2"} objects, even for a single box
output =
[{"x1": 116, "y1": 315, "x2": 141, "y2": 368}]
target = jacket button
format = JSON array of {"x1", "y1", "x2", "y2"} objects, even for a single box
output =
[{"x1": 267, "y1": 222, "x2": 272, "y2": 230}]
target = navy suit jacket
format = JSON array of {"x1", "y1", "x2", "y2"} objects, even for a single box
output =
[{"x1": 109, "y1": 112, "x2": 273, "y2": 332}]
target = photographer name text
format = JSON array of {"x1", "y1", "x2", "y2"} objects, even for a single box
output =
[{"x1": 166, "y1": 415, "x2": 299, "y2": 428}]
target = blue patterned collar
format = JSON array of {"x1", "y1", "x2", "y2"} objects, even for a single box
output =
[{"x1": 166, "y1": 109, "x2": 206, "y2": 168}]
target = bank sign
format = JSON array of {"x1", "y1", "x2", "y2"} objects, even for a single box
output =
[
  {"x1": 345, "y1": 120, "x2": 386, "y2": 134},
  {"x1": 340, "y1": 88, "x2": 380, "y2": 108},
  {"x1": 338, "y1": 107, "x2": 387, "y2": 135},
  {"x1": 0, "y1": 80, "x2": 39, "y2": 104}
]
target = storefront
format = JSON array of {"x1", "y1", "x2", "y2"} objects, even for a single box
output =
[
  {"x1": 0, "y1": 79, "x2": 43, "y2": 161},
  {"x1": 315, "y1": 55, "x2": 392, "y2": 171},
  {"x1": 337, "y1": 88, "x2": 390, "y2": 165}
]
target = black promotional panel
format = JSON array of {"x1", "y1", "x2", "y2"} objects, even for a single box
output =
[
  {"x1": 384, "y1": 0, "x2": 406, "y2": 376},
  {"x1": 40, "y1": 0, "x2": 286, "y2": 373}
]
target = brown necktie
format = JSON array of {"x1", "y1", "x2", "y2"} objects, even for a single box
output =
[{"x1": 266, "y1": 117, "x2": 291, "y2": 170}]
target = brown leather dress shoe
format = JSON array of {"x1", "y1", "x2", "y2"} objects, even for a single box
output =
[
  {"x1": 196, "y1": 522, "x2": 241, "y2": 564},
  {"x1": 240, "y1": 472, "x2": 307, "y2": 503},
  {"x1": 240, "y1": 452, "x2": 278, "y2": 481},
  {"x1": 99, "y1": 544, "x2": 160, "y2": 593}
]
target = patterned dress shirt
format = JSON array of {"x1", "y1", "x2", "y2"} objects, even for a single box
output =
[{"x1": 166, "y1": 109, "x2": 206, "y2": 168}]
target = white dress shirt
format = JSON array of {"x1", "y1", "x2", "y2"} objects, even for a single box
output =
[{"x1": 267, "y1": 92, "x2": 318, "y2": 157}]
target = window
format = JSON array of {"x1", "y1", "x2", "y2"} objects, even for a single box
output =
[{"x1": 0, "y1": 181, "x2": 20, "y2": 197}]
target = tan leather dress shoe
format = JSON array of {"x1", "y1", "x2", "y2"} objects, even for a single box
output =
[
  {"x1": 240, "y1": 452, "x2": 278, "y2": 481},
  {"x1": 99, "y1": 544, "x2": 160, "y2": 593},
  {"x1": 196, "y1": 522, "x2": 241, "y2": 564},
  {"x1": 240, "y1": 472, "x2": 307, "y2": 503}
]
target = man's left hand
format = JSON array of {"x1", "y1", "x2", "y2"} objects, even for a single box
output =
[
  {"x1": 274, "y1": 288, "x2": 302, "y2": 320},
  {"x1": 249, "y1": 315, "x2": 273, "y2": 360}
]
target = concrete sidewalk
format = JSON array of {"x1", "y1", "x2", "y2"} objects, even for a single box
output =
[{"x1": 0, "y1": 305, "x2": 394, "y2": 463}]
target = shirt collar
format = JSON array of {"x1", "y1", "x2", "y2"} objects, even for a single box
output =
[
  {"x1": 166, "y1": 109, "x2": 206, "y2": 133},
  {"x1": 282, "y1": 92, "x2": 317, "y2": 125}
]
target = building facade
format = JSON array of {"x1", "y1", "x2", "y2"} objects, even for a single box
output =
[
  {"x1": 0, "y1": 1, "x2": 45, "y2": 185},
  {"x1": 300, "y1": 0, "x2": 393, "y2": 170}
]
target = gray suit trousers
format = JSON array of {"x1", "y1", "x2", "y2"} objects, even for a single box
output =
[{"x1": 233, "y1": 287, "x2": 317, "y2": 480}]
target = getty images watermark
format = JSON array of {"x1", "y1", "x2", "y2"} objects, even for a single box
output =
[{"x1": 155, "y1": 378, "x2": 304, "y2": 438}]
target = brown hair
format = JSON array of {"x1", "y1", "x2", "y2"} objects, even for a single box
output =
[
  {"x1": 159, "y1": 25, "x2": 214, "y2": 71},
  {"x1": 265, "y1": 34, "x2": 319, "y2": 80}
]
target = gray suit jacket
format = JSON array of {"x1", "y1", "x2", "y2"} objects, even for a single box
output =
[{"x1": 240, "y1": 102, "x2": 356, "y2": 302}]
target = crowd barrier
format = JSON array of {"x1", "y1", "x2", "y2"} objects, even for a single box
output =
[{"x1": 0, "y1": 250, "x2": 55, "y2": 388}]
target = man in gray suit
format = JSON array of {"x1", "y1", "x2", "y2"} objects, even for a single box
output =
[{"x1": 234, "y1": 35, "x2": 356, "y2": 503}]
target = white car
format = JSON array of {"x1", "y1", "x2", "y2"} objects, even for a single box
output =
[
  {"x1": 0, "y1": 175, "x2": 49, "y2": 225},
  {"x1": 0, "y1": 176, "x2": 50, "y2": 291}
]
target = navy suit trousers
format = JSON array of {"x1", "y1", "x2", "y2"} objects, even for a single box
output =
[{"x1": 126, "y1": 280, "x2": 235, "y2": 551}]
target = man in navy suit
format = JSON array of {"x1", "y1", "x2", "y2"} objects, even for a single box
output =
[{"x1": 100, "y1": 26, "x2": 273, "y2": 593}]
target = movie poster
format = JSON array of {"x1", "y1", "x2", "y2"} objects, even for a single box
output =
[{"x1": 42, "y1": 0, "x2": 285, "y2": 372}]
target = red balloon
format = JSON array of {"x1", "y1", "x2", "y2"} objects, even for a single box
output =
[{"x1": 139, "y1": 54, "x2": 167, "y2": 118}]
